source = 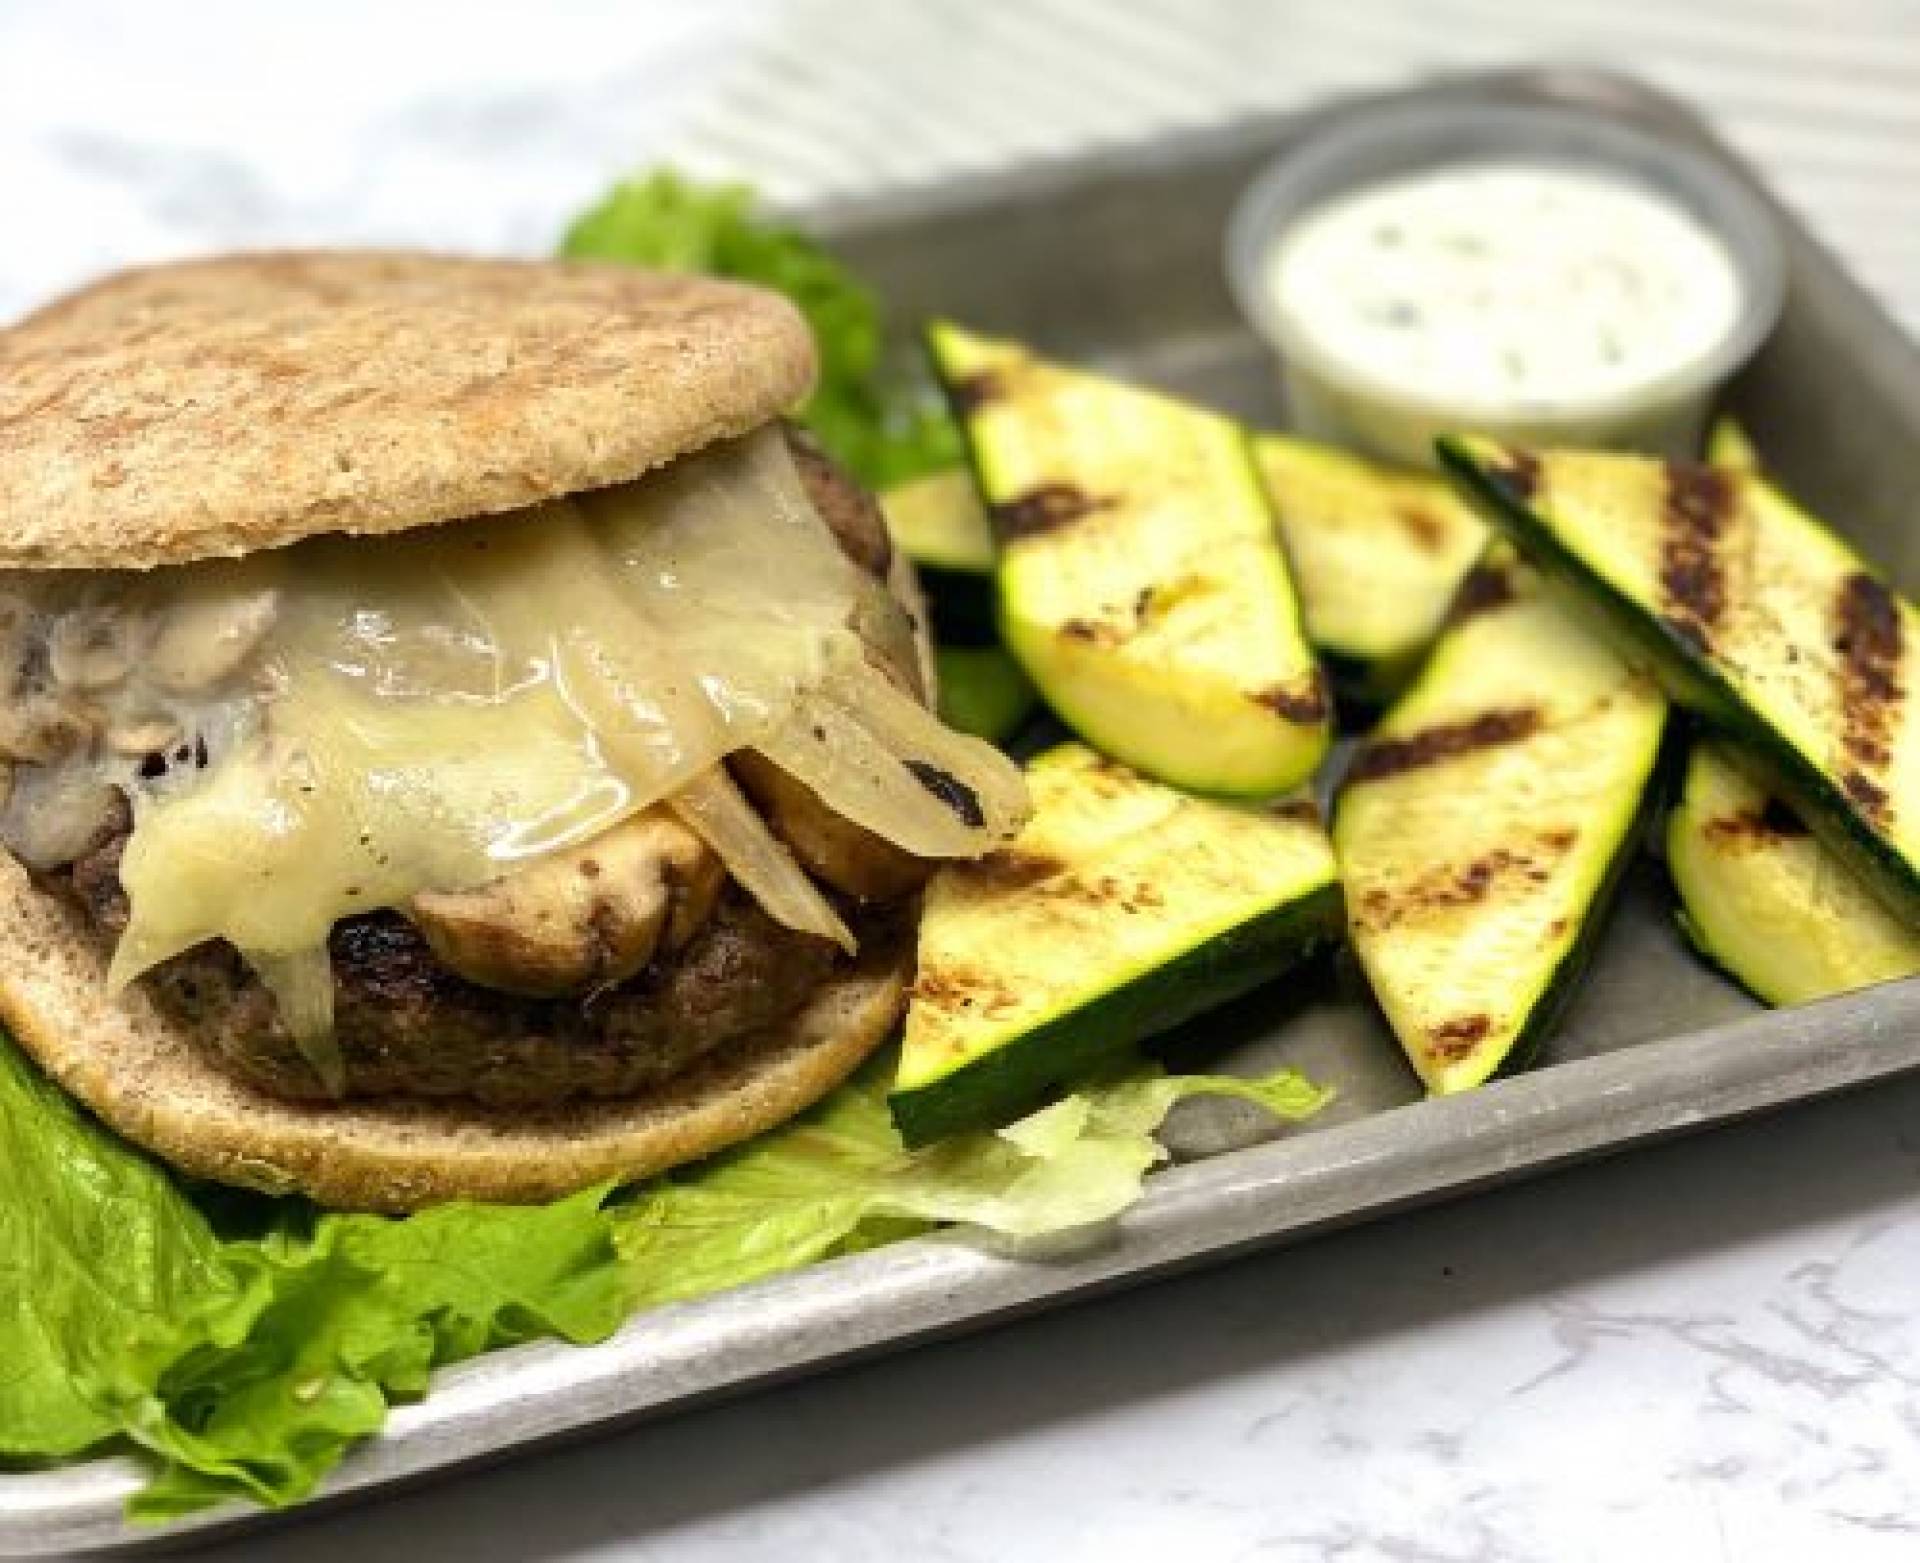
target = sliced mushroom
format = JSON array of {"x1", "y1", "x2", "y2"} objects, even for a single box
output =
[
  {"x1": 0, "y1": 776, "x2": 122, "y2": 870},
  {"x1": 731, "y1": 750, "x2": 933, "y2": 902},
  {"x1": 107, "y1": 715, "x2": 183, "y2": 758},
  {"x1": 0, "y1": 592, "x2": 36, "y2": 706},
  {"x1": 407, "y1": 808, "x2": 725, "y2": 997},
  {"x1": 786, "y1": 424, "x2": 894, "y2": 579},
  {"x1": 149, "y1": 585, "x2": 279, "y2": 693},
  {"x1": 47, "y1": 609, "x2": 140, "y2": 693},
  {"x1": 0, "y1": 697, "x2": 94, "y2": 765}
]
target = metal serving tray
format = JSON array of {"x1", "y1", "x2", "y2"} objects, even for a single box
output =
[{"x1": 7, "y1": 66, "x2": 1918, "y2": 1557}]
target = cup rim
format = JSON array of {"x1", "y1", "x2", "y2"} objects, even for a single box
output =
[{"x1": 1224, "y1": 100, "x2": 1789, "y2": 431}]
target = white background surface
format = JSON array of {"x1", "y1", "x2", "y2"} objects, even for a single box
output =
[{"x1": 5, "y1": 2, "x2": 1919, "y2": 1558}]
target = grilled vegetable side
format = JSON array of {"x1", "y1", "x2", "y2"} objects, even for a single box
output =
[
  {"x1": 1333, "y1": 545, "x2": 1670, "y2": 1093},
  {"x1": 1668, "y1": 739, "x2": 1920, "y2": 1006},
  {"x1": 934, "y1": 645, "x2": 1038, "y2": 744},
  {"x1": 1439, "y1": 437, "x2": 1920, "y2": 924},
  {"x1": 1705, "y1": 416, "x2": 1762, "y2": 474},
  {"x1": 890, "y1": 742, "x2": 1342, "y2": 1144},
  {"x1": 926, "y1": 321, "x2": 1331, "y2": 798},
  {"x1": 1659, "y1": 421, "x2": 1920, "y2": 1003},
  {"x1": 1253, "y1": 435, "x2": 1489, "y2": 710},
  {"x1": 881, "y1": 469, "x2": 998, "y2": 644}
]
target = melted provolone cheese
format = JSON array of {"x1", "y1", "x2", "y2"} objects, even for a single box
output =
[{"x1": 1, "y1": 428, "x2": 1028, "y2": 1079}]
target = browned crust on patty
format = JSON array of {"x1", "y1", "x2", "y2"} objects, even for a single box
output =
[
  {"x1": 65, "y1": 832, "x2": 851, "y2": 1105},
  {"x1": 0, "y1": 251, "x2": 816, "y2": 569},
  {"x1": 0, "y1": 845, "x2": 910, "y2": 1211},
  {"x1": 22, "y1": 425, "x2": 921, "y2": 1116}
]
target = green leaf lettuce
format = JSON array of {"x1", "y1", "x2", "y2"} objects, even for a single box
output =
[
  {"x1": 560, "y1": 170, "x2": 960, "y2": 488},
  {"x1": 0, "y1": 1029, "x2": 1324, "y2": 1518}
]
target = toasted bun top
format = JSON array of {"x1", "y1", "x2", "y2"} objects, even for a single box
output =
[{"x1": 0, "y1": 251, "x2": 817, "y2": 570}]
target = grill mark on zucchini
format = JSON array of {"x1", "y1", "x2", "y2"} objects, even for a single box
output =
[
  {"x1": 928, "y1": 322, "x2": 1329, "y2": 798},
  {"x1": 949, "y1": 370, "x2": 1007, "y2": 414},
  {"x1": 1272, "y1": 796, "x2": 1322, "y2": 825},
  {"x1": 961, "y1": 846, "x2": 1166, "y2": 913},
  {"x1": 1052, "y1": 573, "x2": 1225, "y2": 649},
  {"x1": 1657, "y1": 464, "x2": 1735, "y2": 656},
  {"x1": 892, "y1": 742, "x2": 1341, "y2": 1140},
  {"x1": 1832, "y1": 571, "x2": 1906, "y2": 828},
  {"x1": 989, "y1": 483, "x2": 1113, "y2": 541},
  {"x1": 1844, "y1": 772, "x2": 1891, "y2": 819},
  {"x1": 911, "y1": 962, "x2": 1018, "y2": 1018},
  {"x1": 1439, "y1": 434, "x2": 1920, "y2": 927},
  {"x1": 1354, "y1": 828, "x2": 1578, "y2": 933},
  {"x1": 1348, "y1": 706, "x2": 1543, "y2": 783},
  {"x1": 1452, "y1": 557, "x2": 1521, "y2": 621},
  {"x1": 1252, "y1": 670, "x2": 1332, "y2": 727},
  {"x1": 1059, "y1": 615, "x2": 1124, "y2": 648},
  {"x1": 1428, "y1": 1014, "x2": 1494, "y2": 1058},
  {"x1": 1393, "y1": 501, "x2": 1449, "y2": 553},
  {"x1": 1703, "y1": 798, "x2": 1812, "y2": 847},
  {"x1": 1487, "y1": 449, "x2": 1542, "y2": 503},
  {"x1": 964, "y1": 846, "x2": 1072, "y2": 892}
]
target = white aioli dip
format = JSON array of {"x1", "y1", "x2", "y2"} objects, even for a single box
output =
[{"x1": 1265, "y1": 163, "x2": 1744, "y2": 414}]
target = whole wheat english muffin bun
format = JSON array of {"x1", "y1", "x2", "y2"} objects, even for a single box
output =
[
  {"x1": 0, "y1": 251, "x2": 816, "y2": 569},
  {"x1": 0, "y1": 251, "x2": 941, "y2": 1212},
  {"x1": 0, "y1": 843, "x2": 909, "y2": 1212}
]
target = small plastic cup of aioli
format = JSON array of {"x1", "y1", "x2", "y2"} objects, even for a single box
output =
[{"x1": 1226, "y1": 101, "x2": 1786, "y2": 468}]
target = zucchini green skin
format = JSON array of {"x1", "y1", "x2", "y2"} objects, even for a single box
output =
[
  {"x1": 890, "y1": 741, "x2": 1342, "y2": 1144},
  {"x1": 935, "y1": 645, "x2": 1038, "y2": 744},
  {"x1": 1705, "y1": 417, "x2": 1761, "y2": 474},
  {"x1": 925, "y1": 321, "x2": 1331, "y2": 800},
  {"x1": 1480, "y1": 731, "x2": 1673, "y2": 1081},
  {"x1": 890, "y1": 883, "x2": 1342, "y2": 1146},
  {"x1": 1673, "y1": 422, "x2": 1920, "y2": 1003},
  {"x1": 881, "y1": 470, "x2": 999, "y2": 645},
  {"x1": 1437, "y1": 437, "x2": 1920, "y2": 924},
  {"x1": 916, "y1": 567, "x2": 998, "y2": 646}
]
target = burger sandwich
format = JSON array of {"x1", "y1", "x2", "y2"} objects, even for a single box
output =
[{"x1": 0, "y1": 251, "x2": 1029, "y2": 1212}]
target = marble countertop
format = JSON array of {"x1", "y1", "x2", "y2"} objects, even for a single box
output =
[{"x1": 6, "y1": 3, "x2": 1918, "y2": 1558}]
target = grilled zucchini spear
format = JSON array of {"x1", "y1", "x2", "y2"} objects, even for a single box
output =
[
  {"x1": 1669, "y1": 740, "x2": 1920, "y2": 1005},
  {"x1": 1439, "y1": 437, "x2": 1920, "y2": 924},
  {"x1": 1253, "y1": 436, "x2": 1488, "y2": 708},
  {"x1": 1705, "y1": 417, "x2": 1761, "y2": 474},
  {"x1": 891, "y1": 743, "x2": 1342, "y2": 1144},
  {"x1": 881, "y1": 469, "x2": 997, "y2": 643},
  {"x1": 935, "y1": 645, "x2": 1037, "y2": 744},
  {"x1": 927, "y1": 322, "x2": 1331, "y2": 798},
  {"x1": 1661, "y1": 422, "x2": 1920, "y2": 1005},
  {"x1": 1334, "y1": 545, "x2": 1670, "y2": 1093}
]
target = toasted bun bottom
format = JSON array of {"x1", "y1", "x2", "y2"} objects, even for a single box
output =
[{"x1": 0, "y1": 849, "x2": 909, "y2": 1212}]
